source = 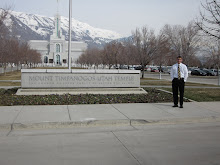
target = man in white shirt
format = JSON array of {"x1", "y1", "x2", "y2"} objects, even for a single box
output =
[{"x1": 170, "y1": 56, "x2": 188, "y2": 108}]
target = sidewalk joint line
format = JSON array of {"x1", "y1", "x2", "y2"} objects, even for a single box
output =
[
  {"x1": 111, "y1": 104, "x2": 130, "y2": 120},
  {"x1": 110, "y1": 104, "x2": 136, "y2": 128},
  {"x1": 111, "y1": 131, "x2": 142, "y2": 165},
  {"x1": 7, "y1": 106, "x2": 24, "y2": 136},
  {"x1": 67, "y1": 105, "x2": 72, "y2": 121},
  {"x1": 6, "y1": 124, "x2": 13, "y2": 136},
  {"x1": 12, "y1": 106, "x2": 24, "y2": 124}
]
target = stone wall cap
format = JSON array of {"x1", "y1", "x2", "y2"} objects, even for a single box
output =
[
  {"x1": 118, "y1": 70, "x2": 140, "y2": 74},
  {"x1": 21, "y1": 69, "x2": 140, "y2": 74},
  {"x1": 21, "y1": 69, "x2": 47, "y2": 73},
  {"x1": 47, "y1": 69, "x2": 71, "y2": 73},
  {"x1": 95, "y1": 70, "x2": 119, "y2": 74},
  {"x1": 71, "y1": 69, "x2": 96, "y2": 73}
]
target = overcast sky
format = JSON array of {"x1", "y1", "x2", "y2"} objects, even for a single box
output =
[{"x1": 0, "y1": 0, "x2": 206, "y2": 37}]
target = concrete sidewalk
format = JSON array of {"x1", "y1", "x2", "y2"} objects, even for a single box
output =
[{"x1": 0, "y1": 102, "x2": 220, "y2": 132}]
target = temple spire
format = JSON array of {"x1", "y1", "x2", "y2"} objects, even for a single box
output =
[
  {"x1": 55, "y1": 0, "x2": 61, "y2": 38},
  {"x1": 57, "y1": 0, "x2": 60, "y2": 14}
]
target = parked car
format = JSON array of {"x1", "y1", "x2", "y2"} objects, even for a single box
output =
[
  {"x1": 163, "y1": 66, "x2": 171, "y2": 74},
  {"x1": 151, "y1": 67, "x2": 159, "y2": 72},
  {"x1": 191, "y1": 69, "x2": 207, "y2": 76},
  {"x1": 129, "y1": 66, "x2": 135, "y2": 70},
  {"x1": 119, "y1": 65, "x2": 128, "y2": 70},
  {"x1": 201, "y1": 69, "x2": 216, "y2": 76},
  {"x1": 168, "y1": 69, "x2": 171, "y2": 74},
  {"x1": 187, "y1": 68, "x2": 192, "y2": 74},
  {"x1": 144, "y1": 67, "x2": 151, "y2": 72},
  {"x1": 210, "y1": 69, "x2": 220, "y2": 76},
  {"x1": 135, "y1": 66, "x2": 142, "y2": 70}
]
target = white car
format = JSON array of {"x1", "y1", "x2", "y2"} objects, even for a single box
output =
[{"x1": 210, "y1": 69, "x2": 219, "y2": 76}]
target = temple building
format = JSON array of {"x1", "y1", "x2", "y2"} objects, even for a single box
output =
[{"x1": 28, "y1": 14, "x2": 87, "y2": 66}]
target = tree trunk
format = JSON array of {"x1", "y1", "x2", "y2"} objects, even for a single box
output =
[
  {"x1": 141, "y1": 65, "x2": 145, "y2": 78},
  {"x1": 218, "y1": 66, "x2": 220, "y2": 86},
  {"x1": 4, "y1": 64, "x2": 6, "y2": 76}
]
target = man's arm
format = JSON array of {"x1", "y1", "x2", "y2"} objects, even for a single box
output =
[
  {"x1": 170, "y1": 66, "x2": 174, "y2": 81},
  {"x1": 184, "y1": 65, "x2": 188, "y2": 82}
]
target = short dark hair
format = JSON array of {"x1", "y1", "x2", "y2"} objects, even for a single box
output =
[{"x1": 177, "y1": 56, "x2": 182, "y2": 59}]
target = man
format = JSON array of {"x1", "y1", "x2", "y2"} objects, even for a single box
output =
[{"x1": 170, "y1": 56, "x2": 188, "y2": 108}]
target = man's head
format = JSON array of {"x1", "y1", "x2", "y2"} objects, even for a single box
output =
[{"x1": 177, "y1": 56, "x2": 183, "y2": 64}]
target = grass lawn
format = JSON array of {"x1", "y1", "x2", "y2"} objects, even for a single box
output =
[
  {"x1": 162, "y1": 88, "x2": 220, "y2": 102},
  {"x1": 190, "y1": 75, "x2": 218, "y2": 79},
  {"x1": 0, "y1": 88, "x2": 175, "y2": 106},
  {"x1": 0, "y1": 71, "x2": 21, "y2": 80},
  {"x1": 0, "y1": 68, "x2": 86, "y2": 82},
  {"x1": 0, "y1": 82, "x2": 21, "y2": 86},
  {"x1": 140, "y1": 79, "x2": 218, "y2": 87}
]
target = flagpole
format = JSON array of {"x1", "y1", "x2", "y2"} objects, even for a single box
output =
[{"x1": 68, "y1": 0, "x2": 72, "y2": 70}]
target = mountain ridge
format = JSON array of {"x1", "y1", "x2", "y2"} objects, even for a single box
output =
[{"x1": 1, "y1": 9, "x2": 123, "y2": 48}]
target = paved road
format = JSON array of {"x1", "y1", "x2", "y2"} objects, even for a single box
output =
[
  {"x1": 0, "y1": 122, "x2": 220, "y2": 165},
  {"x1": 144, "y1": 73, "x2": 220, "y2": 85}
]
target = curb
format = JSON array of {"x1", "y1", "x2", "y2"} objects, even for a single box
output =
[
  {"x1": 131, "y1": 116, "x2": 220, "y2": 125},
  {"x1": 0, "y1": 123, "x2": 12, "y2": 131},
  {"x1": 1, "y1": 116, "x2": 220, "y2": 131},
  {"x1": 11, "y1": 119, "x2": 130, "y2": 130}
]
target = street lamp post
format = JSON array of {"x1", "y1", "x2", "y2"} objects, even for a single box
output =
[{"x1": 68, "y1": 0, "x2": 72, "y2": 70}]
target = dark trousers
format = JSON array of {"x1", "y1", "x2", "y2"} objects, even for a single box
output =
[{"x1": 172, "y1": 78, "x2": 185, "y2": 106}]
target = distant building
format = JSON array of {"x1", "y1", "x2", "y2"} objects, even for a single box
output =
[{"x1": 28, "y1": 14, "x2": 87, "y2": 66}]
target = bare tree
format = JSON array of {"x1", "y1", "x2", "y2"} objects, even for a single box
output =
[
  {"x1": 181, "y1": 22, "x2": 200, "y2": 66},
  {"x1": 153, "y1": 30, "x2": 171, "y2": 70},
  {"x1": 162, "y1": 22, "x2": 200, "y2": 66},
  {"x1": 76, "y1": 23, "x2": 201, "y2": 74},
  {"x1": 0, "y1": 7, "x2": 43, "y2": 71},
  {"x1": 132, "y1": 26, "x2": 158, "y2": 78},
  {"x1": 121, "y1": 38, "x2": 138, "y2": 68},
  {"x1": 0, "y1": 39, "x2": 8, "y2": 74},
  {"x1": 102, "y1": 41, "x2": 123, "y2": 69},
  {"x1": 203, "y1": 40, "x2": 220, "y2": 69},
  {"x1": 76, "y1": 48, "x2": 103, "y2": 69},
  {"x1": 196, "y1": 0, "x2": 220, "y2": 40},
  {"x1": 6, "y1": 39, "x2": 19, "y2": 71},
  {"x1": 76, "y1": 52, "x2": 87, "y2": 67}
]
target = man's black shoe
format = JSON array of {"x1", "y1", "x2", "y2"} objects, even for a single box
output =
[
  {"x1": 179, "y1": 105, "x2": 183, "y2": 108},
  {"x1": 172, "y1": 105, "x2": 178, "y2": 107}
]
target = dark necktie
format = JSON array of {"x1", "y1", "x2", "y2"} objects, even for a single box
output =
[{"x1": 178, "y1": 64, "x2": 181, "y2": 79}]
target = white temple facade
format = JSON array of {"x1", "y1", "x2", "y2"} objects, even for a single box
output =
[{"x1": 28, "y1": 14, "x2": 87, "y2": 66}]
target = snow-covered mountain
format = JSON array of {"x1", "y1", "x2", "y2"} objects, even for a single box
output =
[{"x1": 1, "y1": 9, "x2": 123, "y2": 48}]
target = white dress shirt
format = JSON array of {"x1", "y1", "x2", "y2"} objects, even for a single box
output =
[{"x1": 170, "y1": 63, "x2": 188, "y2": 82}]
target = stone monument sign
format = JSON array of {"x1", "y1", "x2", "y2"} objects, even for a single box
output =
[{"x1": 21, "y1": 69, "x2": 141, "y2": 89}]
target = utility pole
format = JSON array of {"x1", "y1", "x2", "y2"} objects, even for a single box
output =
[{"x1": 68, "y1": 0, "x2": 72, "y2": 70}]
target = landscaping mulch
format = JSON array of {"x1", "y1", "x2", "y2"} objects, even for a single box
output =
[{"x1": 0, "y1": 88, "x2": 174, "y2": 106}]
